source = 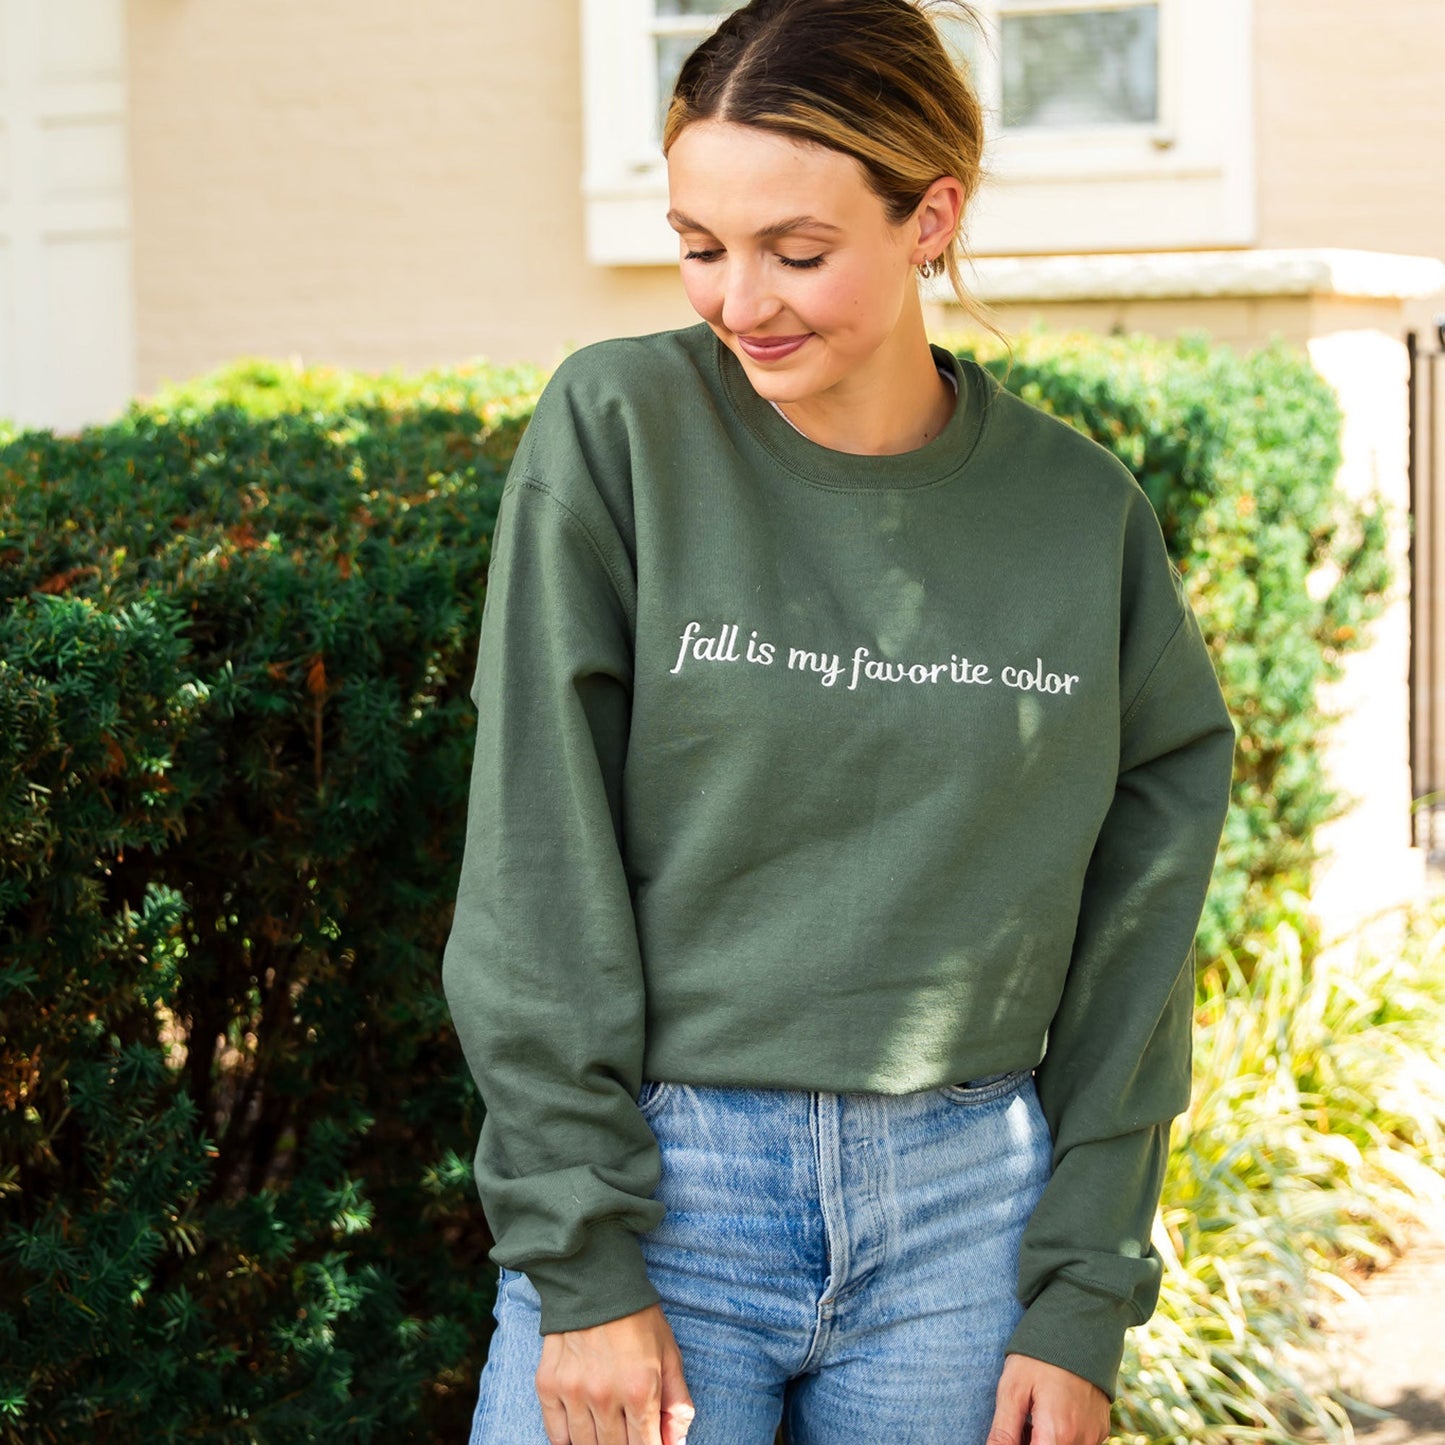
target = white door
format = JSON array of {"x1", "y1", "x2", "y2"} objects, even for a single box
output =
[{"x1": 0, "y1": 0, "x2": 134, "y2": 434}]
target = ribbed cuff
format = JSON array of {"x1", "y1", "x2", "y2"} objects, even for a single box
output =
[
  {"x1": 1005, "y1": 1276, "x2": 1138, "y2": 1402},
  {"x1": 521, "y1": 1222, "x2": 660, "y2": 1335}
]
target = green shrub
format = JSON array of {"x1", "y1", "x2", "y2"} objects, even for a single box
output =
[{"x1": 0, "y1": 359, "x2": 536, "y2": 1441}]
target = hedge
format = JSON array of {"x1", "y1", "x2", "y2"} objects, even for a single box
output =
[
  {"x1": 1, "y1": 359, "x2": 538, "y2": 1442},
  {"x1": 0, "y1": 333, "x2": 1391, "y2": 1441}
]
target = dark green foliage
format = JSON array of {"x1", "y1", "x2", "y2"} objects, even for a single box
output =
[
  {"x1": 0, "y1": 357, "x2": 540, "y2": 1441},
  {"x1": 955, "y1": 329, "x2": 1391, "y2": 958},
  {"x1": 0, "y1": 333, "x2": 1389, "y2": 1441}
]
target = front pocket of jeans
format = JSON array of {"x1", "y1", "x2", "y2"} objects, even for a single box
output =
[
  {"x1": 938, "y1": 1067, "x2": 1033, "y2": 1106},
  {"x1": 636, "y1": 1078, "x2": 676, "y2": 1120}
]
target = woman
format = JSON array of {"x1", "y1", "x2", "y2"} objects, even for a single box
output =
[{"x1": 441, "y1": 2, "x2": 1236, "y2": 1442}]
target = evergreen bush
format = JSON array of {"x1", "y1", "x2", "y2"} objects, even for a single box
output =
[
  {"x1": 0, "y1": 333, "x2": 1396, "y2": 1440},
  {"x1": 1, "y1": 360, "x2": 538, "y2": 1441}
]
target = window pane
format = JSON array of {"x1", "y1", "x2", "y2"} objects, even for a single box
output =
[
  {"x1": 937, "y1": 13, "x2": 984, "y2": 78},
  {"x1": 654, "y1": 0, "x2": 734, "y2": 14},
  {"x1": 653, "y1": 4, "x2": 743, "y2": 137},
  {"x1": 1001, "y1": 5, "x2": 1158, "y2": 128},
  {"x1": 655, "y1": 33, "x2": 702, "y2": 134}
]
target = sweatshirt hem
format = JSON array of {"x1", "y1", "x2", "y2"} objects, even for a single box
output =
[
  {"x1": 512, "y1": 1221, "x2": 660, "y2": 1336},
  {"x1": 1006, "y1": 1275, "x2": 1142, "y2": 1402}
]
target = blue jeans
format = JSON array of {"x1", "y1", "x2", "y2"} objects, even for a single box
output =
[{"x1": 469, "y1": 1067, "x2": 1053, "y2": 1444}]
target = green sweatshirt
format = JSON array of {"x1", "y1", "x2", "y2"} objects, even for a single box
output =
[{"x1": 441, "y1": 322, "x2": 1235, "y2": 1401}]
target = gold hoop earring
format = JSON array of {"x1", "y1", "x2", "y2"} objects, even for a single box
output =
[{"x1": 917, "y1": 256, "x2": 945, "y2": 279}]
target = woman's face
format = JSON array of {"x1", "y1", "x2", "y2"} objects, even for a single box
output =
[{"x1": 665, "y1": 120, "x2": 927, "y2": 406}]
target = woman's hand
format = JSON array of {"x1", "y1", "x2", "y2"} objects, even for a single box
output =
[
  {"x1": 536, "y1": 1302, "x2": 696, "y2": 1445},
  {"x1": 986, "y1": 1352, "x2": 1112, "y2": 1445}
]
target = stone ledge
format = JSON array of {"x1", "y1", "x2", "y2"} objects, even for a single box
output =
[{"x1": 934, "y1": 248, "x2": 1445, "y2": 306}]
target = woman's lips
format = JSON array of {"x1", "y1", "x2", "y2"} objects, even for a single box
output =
[{"x1": 737, "y1": 333, "x2": 812, "y2": 363}]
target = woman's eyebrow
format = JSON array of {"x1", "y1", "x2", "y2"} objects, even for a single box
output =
[{"x1": 666, "y1": 209, "x2": 843, "y2": 239}]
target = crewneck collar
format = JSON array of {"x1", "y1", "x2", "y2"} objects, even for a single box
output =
[
  {"x1": 709, "y1": 328, "x2": 992, "y2": 492},
  {"x1": 769, "y1": 363, "x2": 957, "y2": 437}
]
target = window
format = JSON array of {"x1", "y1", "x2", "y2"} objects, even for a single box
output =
[
  {"x1": 579, "y1": 0, "x2": 1253, "y2": 265},
  {"x1": 651, "y1": 1, "x2": 744, "y2": 140},
  {"x1": 999, "y1": 5, "x2": 1160, "y2": 129},
  {"x1": 966, "y1": 2, "x2": 1173, "y2": 153},
  {"x1": 580, "y1": 0, "x2": 743, "y2": 264},
  {"x1": 942, "y1": 0, "x2": 1255, "y2": 253}
]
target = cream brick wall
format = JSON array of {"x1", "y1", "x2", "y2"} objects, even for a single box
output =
[
  {"x1": 1257, "y1": 0, "x2": 1445, "y2": 334},
  {"x1": 125, "y1": 0, "x2": 695, "y2": 390},
  {"x1": 1256, "y1": 0, "x2": 1445, "y2": 260}
]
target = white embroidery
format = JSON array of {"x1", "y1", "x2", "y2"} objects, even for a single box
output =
[{"x1": 669, "y1": 621, "x2": 1081, "y2": 698}]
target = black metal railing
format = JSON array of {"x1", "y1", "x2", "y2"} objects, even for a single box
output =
[{"x1": 1408, "y1": 322, "x2": 1445, "y2": 854}]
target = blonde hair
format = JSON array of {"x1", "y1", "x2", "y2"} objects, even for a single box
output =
[{"x1": 661, "y1": 0, "x2": 1002, "y2": 344}]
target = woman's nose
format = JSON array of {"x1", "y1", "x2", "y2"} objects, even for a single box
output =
[{"x1": 720, "y1": 261, "x2": 781, "y2": 335}]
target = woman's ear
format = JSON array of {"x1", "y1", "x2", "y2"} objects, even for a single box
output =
[{"x1": 911, "y1": 175, "x2": 966, "y2": 267}]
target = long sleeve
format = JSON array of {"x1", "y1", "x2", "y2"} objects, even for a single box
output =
[
  {"x1": 440, "y1": 466, "x2": 664, "y2": 1335},
  {"x1": 1003, "y1": 493, "x2": 1236, "y2": 1400}
]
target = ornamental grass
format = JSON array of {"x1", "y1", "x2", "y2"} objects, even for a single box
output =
[{"x1": 1114, "y1": 898, "x2": 1445, "y2": 1443}]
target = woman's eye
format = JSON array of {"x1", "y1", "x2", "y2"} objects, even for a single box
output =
[{"x1": 682, "y1": 248, "x2": 825, "y2": 269}]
